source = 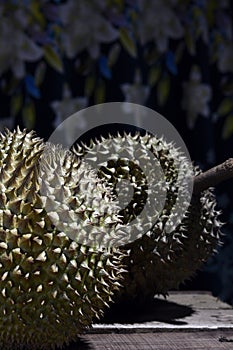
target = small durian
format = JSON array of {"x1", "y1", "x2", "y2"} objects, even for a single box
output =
[
  {"x1": 73, "y1": 132, "x2": 221, "y2": 302},
  {"x1": 0, "y1": 128, "x2": 125, "y2": 350}
]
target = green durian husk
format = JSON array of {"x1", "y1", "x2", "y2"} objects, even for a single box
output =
[
  {"x1": 72, "y1": 132, "x2": 222, "y2": 303},
  {"x1": 119, "y1": 187, "x2": 221, "y2": 302},
  {"x1": 0, "y1": 128, "x2": 125, "y2": 350}
]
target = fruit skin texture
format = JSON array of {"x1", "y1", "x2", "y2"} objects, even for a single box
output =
[
  {"x1": 0, "y1": 128, "x2": 124, "y2": 350},
  {"x1": 73, "y1": 133, "x2": 222, "y2": 302},
  {"x1": 121, "y1": 187, "x2": 221, "y2": 302}
]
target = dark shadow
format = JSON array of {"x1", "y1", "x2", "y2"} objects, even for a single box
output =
[
  {"x1": 99, "y1": 298, "x2": 194, "y2": 325},
  {"x1": 20, "y1": 338, "x2": 91, "y2": 350},
  {"x1": 62, "y1": 337, "x2": 91, "y2": 350}
]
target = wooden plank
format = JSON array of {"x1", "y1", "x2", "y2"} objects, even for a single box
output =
[
  {"x1": 64, "y1": 292, "x2": 233, "y2": 349},
  {"x1": 92, "y1": 291, "x2": 233, "y2": 332},
  {"x1": 68, "y1": 331, "x2": 233, "y2": 350}
]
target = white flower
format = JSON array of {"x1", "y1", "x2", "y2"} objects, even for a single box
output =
[
  {"x1": 121, "y1": 71, "x2": 150, "y2": 120},
  {"x1": 137, "y1": 0, "x2": 184, "y2": 51},
  {"x1": 182, "y1": 66, "x2": 212, "y2": 128},
  {"x1": 51, "y1": 86, "x2": 88, "y2": 145},
  {"x1": 121, "y1": 70, "x2": 150, "y2": 106},
  {"x1": 121, "y1": 83, "x2": 150, "y2": 105},
  {"x1": 59, "y1": 0, "x2": 119, "y2": 59},
  {"x1": 0, "y1": 18, "x2": 43, "y2": 78}
]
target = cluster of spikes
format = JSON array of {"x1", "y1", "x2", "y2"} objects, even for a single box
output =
[
  {"x1": 72, "y1": 132, "x2": 222, "y2": 301},
  {"x1": 0, "y1": 128, "x2": 222, "y2": 349},
  {"x1": 0, "y1": 128, "x2": 125, "y2": 350}
]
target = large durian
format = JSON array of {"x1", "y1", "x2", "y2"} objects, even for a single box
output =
[
  {"x1": 73, "y1": 132, "x2": 222, "y2": 302},
  {"x1": 0, "y1": 128, "x2": 125, "y2": 350}
]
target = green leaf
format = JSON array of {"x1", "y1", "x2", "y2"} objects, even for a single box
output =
[
  {"x1": 85, "y1": 76, "x2": 96, "y2": 97},
  {"x1": 119, "y1": 28, "x2": 137, "y2": 58},
  {"x1": 10, "y1": 93, "x2": 23, "y2": 117},
  {"x1": 184, "y1": 31, "x2": 195, "y2": 56},
  {"x1": 148, "y1": 67, "x2": 161, "y2": 87},
  {"x1": 31, "y1": 1, "x2": 46, "y2": 27},
  {"x1": 193, "y1": 6, "x2": 203, "y2": 19},
  {"x1": 22, "y1": 101, "x2": 36, "y2": 129},
  {"x1": 206, "y1": 1, "x2": 217, "y2": 26},
  {"x1": 217, "y1": 99, "x2": 233, "y2": 117},
  {"x1": 108, "y1": 43, "x2": 121, "y2": 67},
  {"x1": 222, "y1": 115, "x2": 233, "y2": 139},
  {"x1": 112, "y1": 0, "x2": 124, "y2": 10},
  {"x1": 35, "y1": 61, "x2": 46, "y2": 87},
  {"x1": 94, "y1": 82, "x2": 106, "y2": 104},
  {"x1": 44, "y1": 45, "x2": 63, "y2": 73},
  {"x1": 157, "y1": 76, "x2": 170, "y2": 106},
  {"x1": 144, "y1": 47, "x2": 160, "y2": 65}
]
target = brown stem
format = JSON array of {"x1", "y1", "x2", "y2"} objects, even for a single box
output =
[{"x1": 193, "y1": 158, "x2": 233, "y2": 194}]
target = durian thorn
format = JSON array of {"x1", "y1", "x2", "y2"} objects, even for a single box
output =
[{"x1": 14, "y1": 165, "x2": 38, "y2": 198}]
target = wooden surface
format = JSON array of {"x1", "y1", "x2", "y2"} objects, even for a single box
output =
[
  {"x1": 94, "y1": 291, "x2": 233, "y2": 331},
  {"x1": 70, "y1": 331, "x2": 233, "y2": 349},
  {"x1": 66, "y1": 292, "x2": 233, "y2": 350}
]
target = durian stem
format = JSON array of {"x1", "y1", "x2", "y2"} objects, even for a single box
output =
[{"x1": 193, "y1": 158, "x2": 233, "y2": 194}]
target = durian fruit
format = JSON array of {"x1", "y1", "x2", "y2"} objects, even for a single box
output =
[
  {"x1": 73, "y1": 132, "x2": 221, "y2": 302},
  {"x1": 0, "y1": 128, "x2": 125, "y2": 350}
]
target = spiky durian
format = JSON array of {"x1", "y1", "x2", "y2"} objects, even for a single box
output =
[
  {"x1": 73, "y1": 132, "x2": 221, "y2": 302},
  {"x1": 0, "y1": 128, "x2": 125, "y2": 350}
]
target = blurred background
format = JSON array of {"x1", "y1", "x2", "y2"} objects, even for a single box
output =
[{"x1": 0, "y1": 0, "x2": 232, "y2": 303}]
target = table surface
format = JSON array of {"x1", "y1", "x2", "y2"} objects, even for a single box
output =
[{"x1": 66, "y1": 291, "x2": 233, "y2": 350}]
